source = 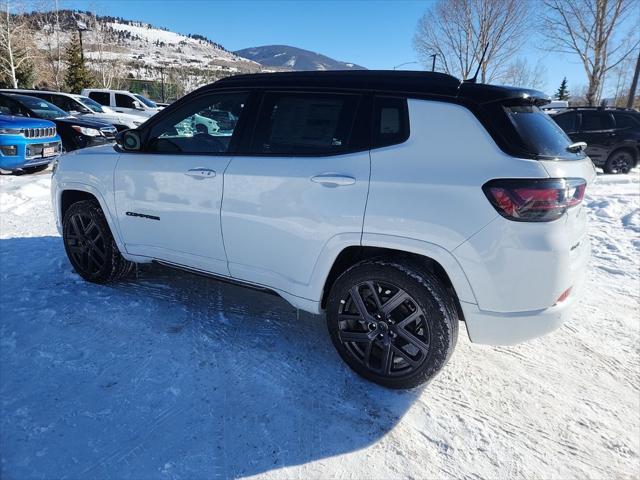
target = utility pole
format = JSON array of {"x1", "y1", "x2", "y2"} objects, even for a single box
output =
[
  {"x1": 76, "y1": 20, "x2": 89, "y2": 62},
  {"x1": 626, "y1": 50, "x2": 640, "y2": 109}
]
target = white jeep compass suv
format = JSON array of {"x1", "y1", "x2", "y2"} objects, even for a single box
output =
[{"x1": 52, "y1": 71, "x2": 595, "y2": 389}]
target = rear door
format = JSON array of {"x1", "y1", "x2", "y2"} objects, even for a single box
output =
[
  {"x1": 114, "y1": 91, "x2": 251, "y2": 275},
  {"x1": 576, "y1": 111, "x2": 616, "y2": 164},
  {"x1": 221, "y1": 90, "x2": 371, "y2": 293}
]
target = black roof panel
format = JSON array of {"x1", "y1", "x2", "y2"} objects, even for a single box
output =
[{"x1": 211, "y1": 70, "x2": 549, "y2": 105}]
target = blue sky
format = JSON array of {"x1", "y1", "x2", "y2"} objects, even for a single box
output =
[{"x1": 59, "y1": 0, "x2": 606, "y2": 95}]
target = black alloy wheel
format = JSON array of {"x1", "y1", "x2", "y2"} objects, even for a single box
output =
[
  {"x1": 62, "y1": 200, "x2": 133, "y2": 283},
  {"x1": 327, "y1": 260, "x2": 458, "y2": 389},
  {"x1": 605, "y1": 150, "x2": 634, "y2": 174}
]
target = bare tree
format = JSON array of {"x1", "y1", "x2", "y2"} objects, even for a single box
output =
[
  {"x1": 31, "y1": 0, "x2": 65, "y2": 90},
  {"x1": 413, "y1": 0, "x2": 532, "y2": 83},
  {"x1": 0, "y1": 0, "x2": 35, "y2": 88},
  {"x1": 542, "y1": 0, "x2": 639, "y2": 106},
  {"x1": 85, "y1": 14, "x2": 126, "y2": 89},
  {"x1": 499, "y1": 58, "x2": 548, "y2": 89}
]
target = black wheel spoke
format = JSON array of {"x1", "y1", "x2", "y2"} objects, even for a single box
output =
[
  {"x1": 349, "y1": 286, "x2": 373, "y2": 321},
  {"x1": 381, "y1": 290, "x2": 409, "y2": 315},
  {"x1": 379, "y1": 342, "x2": 393, "y2": 375},
  {"x1": 340, "y1": 330, "x2": 374, "y2": 343},
  {"x1": 365, "y1": 281, "x2": 383, "y2": 310},
  {"x1": 397, "y1": 310, "x2": 421, "y2": 329},
  {"x1": 391, "y1": 344, "x2": 420, "y2": 367},
  {"x1": 397, "y1": 328, "x2": 430, "y2": 353}
]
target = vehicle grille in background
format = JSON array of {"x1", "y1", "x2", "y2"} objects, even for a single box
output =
[
  {"x1": 100, "y1": 127, "x2": 117, "y2": 139},
  {"x1": 25, "y1": 141, "x2": 62, "y2": 160},
  {"x1": 23, "y1": 127, "x2": 56, "y2": 138}
]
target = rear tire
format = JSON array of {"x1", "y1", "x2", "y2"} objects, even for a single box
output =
[
  {"x1": 326, "y1": 259, "x2": 458, "y2": 389},
  {"x1": 62, "y1": 200, "x2": 134, "y2": 283},
  {"x1": 604, "y1": 149, "x2": 635, "y2": 174}
]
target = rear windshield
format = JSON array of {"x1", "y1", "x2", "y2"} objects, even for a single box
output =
[{"x1": 505, "y1": 105, "x2": 585, "y2": 160}]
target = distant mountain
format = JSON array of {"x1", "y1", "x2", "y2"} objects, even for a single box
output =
[{"x1": 234, "y1": 45, "x2": 366, "y2": 71}]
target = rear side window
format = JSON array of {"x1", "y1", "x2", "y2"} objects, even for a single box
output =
[
  {"x1": 613, "y1": 113, "x2": 640, "y2": 129},
  {"x1": 505, "y1": 105, "x2": 584, "y2": 159},
  {"x1": 581, "y1": 112, "x2": 614, "y2": 131},
  {"x1": 251, "y1": 92, "x2": 359, "y2": 155},
  {"x1": 89, "y1": 92, "x2": 110, "y2": 106},
  {"x1": 373, "y1": 96, "x2": 409, "y2": 148},
  {"x1": 552, "y1": 112, "x2": 577, "y2": 132},
  {"x1": 116, "y1": 93, "x2": 136, "y2": 108}
]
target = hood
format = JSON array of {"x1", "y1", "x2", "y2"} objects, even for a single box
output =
[
  {"x1": 54, "y1": 116, "x2": 115, "y2": 129},
  {"x1": 0, "y1": 114, "x2": 56, "y2": 130}
]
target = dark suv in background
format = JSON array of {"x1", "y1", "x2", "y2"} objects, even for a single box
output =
[{"x1": 551, "y1": 107, "x2": 640, "y2": 174}]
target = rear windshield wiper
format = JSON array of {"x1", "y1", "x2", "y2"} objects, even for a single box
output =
[{"x1": 567, "y1": 142, "x2": 587, "y2": 153}]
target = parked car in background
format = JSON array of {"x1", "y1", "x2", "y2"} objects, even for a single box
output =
[
  {"x1": 0, "y1": 114, "x2": 61, "y2": 173},
  {"x1": 541, "y1": 100, "x2": 569, "y2": 115},
  {"x1": 52, "y1": 71, "x2": 595, "y2": 389},
  {"x1": 0, "y1": 89, "x2": 145, "y2": 131},
  {"x1": 81, "y1": 89, "x2": 161, "y2": 118},
  {"x1": 551, "y1": 107, "x2": 640, "y2": 174},
  {"x1": 0, "y1": 93, "x2": 118, "y2": 152}
]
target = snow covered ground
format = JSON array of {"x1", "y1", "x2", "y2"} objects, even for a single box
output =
[{"x1": 1, "y1": 168, "x2": 638, "y2": 479}]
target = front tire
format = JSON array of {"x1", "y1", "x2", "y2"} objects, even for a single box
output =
[
  {"x1": 326, "y1": 259, "x2": 458, "y2": 389},
  {"x1": 604, "y1": 149, "x2": 635, "y2": 174},
  {"x1": 62, "y1": 200, "x2": 134, "y2": 283}
]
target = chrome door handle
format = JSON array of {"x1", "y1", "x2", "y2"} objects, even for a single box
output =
[
  {"x1": 185, "y1": 168, "x2": 216, "y2": 178},
  {"x1": 310, "y1": 173, "x2": 356, "y2": 187}
]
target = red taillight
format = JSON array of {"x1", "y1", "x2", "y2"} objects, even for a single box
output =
[{"x1": 482, "y1": 178, "x2": 586, "y2": 222}]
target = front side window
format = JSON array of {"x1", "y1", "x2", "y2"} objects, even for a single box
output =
[
  {"x1": 134, "y1": 94, "x2": 157, "y2": 108},
  {"x1": 89, "y1": 92, "x2": 110, "y2": 106},
  {"x1": 373, "y1": 96, "x2": 409, "y2": 148},
  {"x1": 146, "y1": 92, "x2": 247, "y2": 154},
  {"x1": 116, "y1": 94, "x2": 137, "y2": 109},
  {"x1": 77, "y1": 96, "x2": 105, "y2": 113},
  {"x1": 251, "y1": 92, "x2": 359, "y2": 155},
  {"x1": 580, "y1": 112, "x2": 614, "y2": 131}
]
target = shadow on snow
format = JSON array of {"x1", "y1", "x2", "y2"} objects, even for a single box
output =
[{"x1": 0, "y1": 236, "x2": 419, "y2": 479}]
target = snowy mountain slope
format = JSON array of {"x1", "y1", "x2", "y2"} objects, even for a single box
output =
[
  {"x1": 235, "y1": 45, "x2": 366, "y2": 71},
  {"x1": 0, "y1": 169, "x2": 638, "y2": 478}
]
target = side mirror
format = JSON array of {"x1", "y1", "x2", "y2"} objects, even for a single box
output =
[
  {"x1": 117, "y1": 129, "x2": 141, "y2": 151},
  {"x1": 133, "y1": 100, "x2": 145, "y2": 110}
]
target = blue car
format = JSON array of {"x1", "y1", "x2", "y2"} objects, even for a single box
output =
[{"x1": 0, "y1": 114, "x2": 62, "y2": 173}]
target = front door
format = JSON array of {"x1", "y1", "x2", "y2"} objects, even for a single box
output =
[
  {"x1": 114, "y1": 91, "x2": 250, "y2": 275},
  {"x1": 221, "y1": 91, "x2": 370, "y2": 294}
]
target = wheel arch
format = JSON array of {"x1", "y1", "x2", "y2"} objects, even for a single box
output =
[
  {"x1": 57, "y1": 184, "x2": 127, "y2": 255},
  {"x1": 319, "y1": 237, "x2": 478, "y2": 322}
]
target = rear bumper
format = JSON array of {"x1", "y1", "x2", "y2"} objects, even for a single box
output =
[{"x1": 460, "y1": 268, "x2": 587, "y2": 345}]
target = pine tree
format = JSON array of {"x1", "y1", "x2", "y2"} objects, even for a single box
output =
[
  {"x1": 64, "y1": 32, "x2": 93, "y2": 93},
  {"x1": 555, "y1": 77, "x2": 569, "y2": 100}
]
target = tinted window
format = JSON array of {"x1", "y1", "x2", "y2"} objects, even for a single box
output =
[
  {"x1": 89, "y1": 91, "x2": 110, "y2": 106},
  {"x1": 0, "y1": 95, "x2": 23, "y2": 116},
  {"x1": 373, "y1": 96, "x2": 409, "y2": 148},
  {"x1": 613, "y1": 113, "x2": 640, "y2": 129},
  {"x1": 50, "y1": 94, "x2": 86, "y2": 113},
  {"x1": 252, "y1": 92, "x2": 359, "y2": 155},
  {"x1": 581, "y1": 112, "x2": 614, "y2": 131},
  {"x1": 146, "y1": 92, "x2": 247, "y2": 154},
  {"x1": 12, "y1": 95, "x2": 67, "y2": 120},
  {"x1": 505, "y1": 105, "x2": 584, "y2": 159},
  {"x1": 553, "y1": 112, "x2": 577, "y2": 132},
  {"x1": 116, "y1": 93, "x2": 136, "y2": 109}
]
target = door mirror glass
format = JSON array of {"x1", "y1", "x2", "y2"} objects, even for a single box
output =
[
  {"x1": 133, "y1": 100, "x2": 145, "y2": 110},
  {"x1": 118, "y1": 129, "x2": 141, "y2": 151}
]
